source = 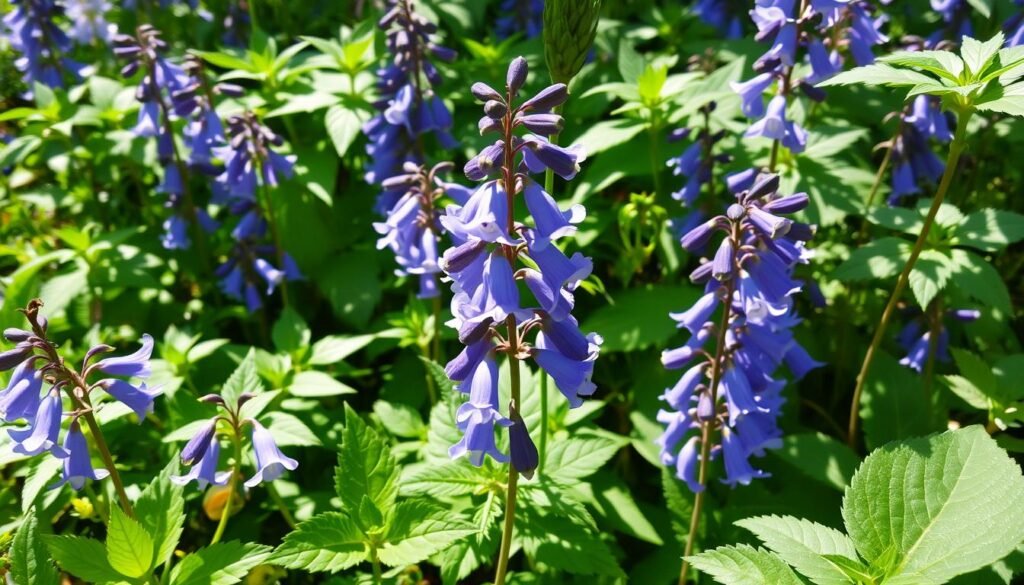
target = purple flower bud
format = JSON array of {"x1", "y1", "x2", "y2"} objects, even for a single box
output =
[
  {"x1": 180, "y1": 419, "x2": 218, "y2": 465},
  {"x1": 518, "y1": 113, "x2": 564, "y2": 135},
  {"x1": 172, "y1": 437, "x2": 229, "y2": 489},
  {"x1": 712, "y1": 238, "x2": 735, "y2": 280},
  {"x1": 726, "y1": 168, "x2": 757, "y2": 194},
  {"x1": 3, "y1": 329, "x2": 33, "y2": 343},
  {"x1": 484, "y1": 100, "x2": 508, "y2": 119},
  {"x1": 506, "y1": 56, "x2": 528, "y2": 94},
  {"x1": 428, "y1": 43, "x2": 457, "y2": 62},
  {"x1": 0, "y1": 343, "x2": 32, "y2": 372},
  {"x1": 471, "y1": 82, "x2": 503, "y2": 102},
  {"x1": 681, "y1": 219, "x2": 721, "y2": 252},
  {"x1": 747, "y1": 207, "x2": 792, "y2": 239},
  {"x1": 199, "y1": 393, "x2": 226, "y2": 404},
  {"x1": 763, "y1": 193, "x2": 809, "y2": 214},
  {"x1": 745, "y1": 173, "x2": 780, "y2": 201},
  {"x1": 509, "y1": 410, "x2": 539, "y2": 480},
  {"x1": 662, "y1": 363, "x2": 705, "y2": 411},
  {"x1": 786, "y1": 222, "x2": 816, "y2": 241},
  {"x1": 520, "y1": 83, "x2": 568, "y2": 112},
  {"x1": 479, "y1": 116, "x2": 502, "y2": 135},
  {"x1": 950, "y1": 309, "x2": 981, "y2": 322},
  {"x1": 445, "y1": 339, "x2": 492, "y2": 383},
  {"x1": 464, "y1": 141, "x2": 505, "y2": 181},
  {"x1": 0, "y1": 359, "x2": 43, "y2": 423},
  {"x1": 442, "y1": 240, "x2": 488, "y2": 273}
]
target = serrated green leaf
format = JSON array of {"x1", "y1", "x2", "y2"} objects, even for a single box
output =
[
  {"x1": 135, "y1": 460, "x2": 185, "y2": 567},
  {"x1": 378, "y1": 500, "x2": 476, "y2": 566},
  {"x1": 821, "y1": 554, "x2": 877, "y2": 583},
  {"x1": 878, "y1": 51, "x2": 962, "y2": 82},
  {"x1": 373, "y1": 400, "x2": 426, "y2": 438},
  {"x1": 843, "y1": 426, "x2": 1024, "y2": 582},
  {"x1": 952, "y1": 209, "x2": 1024, "y2": 252},
  {"x1": 107, "y1": 506, "x2": 155, "y2": 578},
  {"x1": 337, "y1": 403, "x2": 399, "y2": 515},
  {"x1": 221, "y1": 349, "x2": 262, "y2": 405},
  {"x1": 517, "y1": 494, "x2": 625, "y2": 578},
  {"x1": 908, "y1": 249, "x2": 954, "y2": 309},
  {"x1": 269, "y1": 512, "x2": 368, "y2": 573},
  {"x1": 170, "y1": 541, "x2": 272, "y2": 585},
  {"x1": 265, "y1": 411, "x2": 322, "y2": 446},
  {"x1": 689, "y1": 544, "x2": 804, "y2": 585},
  {"x1": 737, "y1": 515, "x2": 859, "y2": 585},
  {"x1": 400, "y1": 461, "x2": 485, "y2": 498},
  {"x1": 45, "y1": 536, "x2": 125, "y2": 583},
  {"x1": 834, "y1": 237, "x2": 910, "y2": 281},
  {"x1": 961, "y1": 33, "x2": 1001, "y2": 78},
  {"x1": 10, "y1": 508, "x2": 60, "y2": 585},
  {"x1": 544, "y1": 434, "x2": 622, "y2": 482},
  {"x1": 771, "y1": 432, "x2": 860, "y2": 492},
  {"x1": 964, "y1": 0, "x2": 992, "y2": 18}
]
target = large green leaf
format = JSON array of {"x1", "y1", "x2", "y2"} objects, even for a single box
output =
[
  {"x1": 544, "y1": 434, "x2": 623, "y2": 482},
  {"x1": 737, "y1": 515, "x2": 859, "y2": 585},
  {"x1": 336, "y1": 403, "x2": 399, "y2": 517},
  {"x1": 135, "y1": 461, "x2": 186, "y2": 567},
  {"x1": 169, "y1": 541, "x2": 272, "y2": 585},
  {"x1": 221, "y1": 349, "x2": 263, "y2": 405},
  {"x1": 378, "y1": 500, "x2": 476, "y2": 566},
  {"x1": 106, "y1": 506, "x2": 155, "y2": 579},
  {"x1": 689, "y1": 544, "x2": 805, "y2": 585},
  {"x1": 843, "y1": 426, "x2": 1024, "y2": 582},
  {"x1": 770, "y1": 432, "x2": 860, "y2": 492},
  {"x1": 268, "y1": 512, "x2": 368, "y2": 573},
  {"x1": 834, "y1": 237, "x2": 910, "y2": 282},
  {"x1": 582, "y1": 285, "x2": 700, "y2": 352},
  {"x1": 45, "y1": 536, "x2": 126, "y2": 584}
]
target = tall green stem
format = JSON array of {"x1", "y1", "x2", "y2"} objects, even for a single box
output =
[
  {"x1": 80, "y1": 406, "x2": 134, "y2": 516},
  {"x1": 258, "y1": 175, "x2": 289, "y2": 308},
  {"x1": 678, "y1": 259, "x2": 738, "y2": 585},
  {"x1": 211, "y1": 436, "x2": 242, "y2": 545},
  {"x1": 847, "y1": 110, "x2": 971, "y2": 448}
]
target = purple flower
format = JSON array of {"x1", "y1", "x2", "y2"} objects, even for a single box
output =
[
  {"x1": 533, "y1": 330, "x2": 601, "y2": 408},
  {"x1": 93, "y1": 334, "x2": 154, "y2": 379},
  {"x1": 172, "y1": 435, "x2": 230, "y2": 489},
  {"x1": 0, "y1": 359, "x2": 43, "y2": 422},
  {"x1": 50, "y1": 423, "x2": 109, "y2": 490},
  {"x1": 65, "y1": 0, "x2": 114, "y2": 44},
  {"x1": 10, "y1": 390, "x2": 67, "y2": 458},
  {"x1": 449, "y1": 356, "x2": 512, "y2": 466},
  {"x1": 99, "y1": 379, "x2": 162, "y2": 423},
  {"x1": 244, "y1": 420, "x2": 298, "y2": 487},
  {"x1": 3, "y1": 0, "x2": 86, "y2": 94}
]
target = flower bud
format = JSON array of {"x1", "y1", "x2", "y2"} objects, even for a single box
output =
[{"x1": 506, "y1": 56, "x2": 528, "y2": 94}]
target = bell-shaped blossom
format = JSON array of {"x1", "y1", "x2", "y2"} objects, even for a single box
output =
[
  {"x1": 94, "y1": 334, "x2": 154, "y2": 379},
  {"x1": 99, "y1": 379, "x2": 162, "y2": 423},
  {"x1": 50, "y1": 423, "x2": 109, "y2": 490},
  {"x1": 244, "y1": 420, "x2": 298, "y2": 487},
  {"x1": 450, "y1": 356, "x2": 512, "y2": 466},
  {"x1": 533, "y1": 330, "x2": 601, "y2": 408},
  {"x1": 10, "y1": 390, "x2": 67, "y2": 458},
  {"x1": 0, "y1": 359, "x2": 43, "y2": 422},
  {"x1": 172, "y1": 437, "x2": 230, "y2": 489}
]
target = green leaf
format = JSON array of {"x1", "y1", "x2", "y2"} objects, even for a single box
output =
[
  {"x1": 942, "y1": 375, "x2": 990, "y2": 410},
  {"x1": 952, "y1": 209, "x2": 1024, "y2": 252},
  {"x1": 325, "y1": 105, "x2": 367, "y2": 158},
  {"x1": 308, "y1": 334, "x2": 377, "y2": 365},
  {"x1": 516, "y1": 494, "x2": 626, "y2": 578},
  {"x1": 221, "y1": 349, "x2": 262, "y2": 405},
  {"x1": 617, "y1": 38, "x2": 644, "y2": 83},
  {"x1": 265, "y1": 411, "x2": 322, "y2": 446},
  {"x1": 569, "y1": 119, "x2": 646, "y2": 157},
  {"x1": 877, "y1": 51, "x2": 963, "y2": 82},
  {"x1": 843, "y1": 426, "x2": 1024, "y2": 583},
  {"x1": 336, "y1": 403, "x2": 399, "y2": 515},
  {"x1": 961, "y1": 33, "x2": 1001, "y2": 78},
  {"x1": 908, "y1": 249, "x2": 954, "y2": 309},
  {"x1": 272, "y1": 307, "x2": 311, "y2": 353},
  {"x1": 401, "y1": 461, "x2": 483, "y2": 498},
  {"x1": 269, "y1": 512, "x2": 368, "y2": 573},
  {"x1": 288, "y1": 370, "x2": 358, "y2": 397},
  {"x1": 194, "y1": 49, "x2": 256, "y2": 72},
  {"x1": 817, "y1": 64, "x2": 937, "y2": 88},
  {"x1": 21, "y1": 456, "x2": 63, "y2": 513},
  {"x1": 964, "y1": 0, "x2": 992, "y2": 18},
  {"x1": 10, "y1": 508, "x2": 60, "y2": 585},
  {"x1": 582, "y1": 285, "x2": 700, "y2": 352},
  {"x1": 373, "y1": 400, "x2": 425, "y2": 438},
  {"x1": 544, "y1": 434, "x2": 622, "y2": 482},
  {"x1": 45, "y1": 536, "x2": 125, "y2": 583},
  {"x1": 834, "y1": 237, "x2": 910, "y2": 281},
  {"x1": 949, "y1": 249, "x2": 1011, "y2": 312},
  {"x1": 866, "y1": 207, "x2": 923, "y2": 234},
  {"x1": 107, "y1": 506, "x2": 155, "y2": 578},
  {"x1": 0, "y1": 250, "x2": 75, "y2": 329},
  {"x1": 737, "y1": 515, "x2": 860, "y2": 585},
  {"x1": 771, "y1": 432, "x2": 860, "y2": 492},
  {"x1": 135, "y1": 460, "x2": 185, "y2": 567},
  {"x1": 378, "y1": 500, "x2": 476, "y2": 566},
  {"x1": 688, "y1": 544, "x2": 805, "y2": 585},
  {"x1": 821, "y1": 554, "x2": 878, "y2": 583},
  {"x1": 170, "y1": 541, "x2": 272, "y2": 585}
]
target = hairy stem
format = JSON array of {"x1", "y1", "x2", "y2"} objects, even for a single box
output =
[{"x1": 847, "y1": 110, "x2": 971, "y2": 448}]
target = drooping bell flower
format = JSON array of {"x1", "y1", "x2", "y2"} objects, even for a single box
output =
[
  {"x1": 10, "y1": 390, "x2": 68, "y2": 458},
  {"x1": 93, "y1": 334, "x2": 154, "y2": 379},
  {"x1": 50, "y1": 422, "x2": 109, "y2": 490},
  {"x1": 244, "y1": 420, "x2": 299, "y2": 487}
]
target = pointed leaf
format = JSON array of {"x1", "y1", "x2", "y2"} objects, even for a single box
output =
[
  {"x1": 169, "y1": 541, "x2": 272, "y2": 585},
  {"x1": 336, "y1": 403, "x2": 399, "y2": 515},
  {"x1": 10, "y1": 509, "x2": 60, "y2": 585},
  {"x1": 689, "y1": 544, "x2": 805, "y2": 585},
  {"x1": 107, "y1": 506, "x2": 155, "y2": 578},
  {"x1": 377, "y1": 500, "x2": 476, "y2": 566},
  {"x1": 737, "y1": 515, "x2": 859, "y2": 585},
  {"x1": 268, "y1": 512, "x2": 368, "y2": 573}
]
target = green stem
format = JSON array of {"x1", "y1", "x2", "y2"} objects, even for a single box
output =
[
  {"x1": 678, "y1": 268, "x2": 738, "y2": 585},
  {"x1": 211, "y1": 436, "x2": 242, "y2": 545},
  {"x1": 847, "y1": 110, "x2": 971, "y2": 448},
  {"x1": 266, "y1": 481, "x2": 298, "y2": 529},
  {"x1": 79, "y1": 401, "x2": 133, "y2": 517},
  {"x1": 431, "y1": 293, "x2": 443, "y2": 364},
  {"x1": 247, "y1": 0, "x2": 259, "y2": 36},
  {"x1": 922, "y1": 297, "x2": 943, "y2": 426},
  {"x1": 372, "y1": 548, "x2": 383, "y2": 585},
  {"x1": 538, "y1": 372, "x2": 548, "y2": 478},
  {"x1": 258, "y1": 175, "x2": 290, "y2": 308},
  {"x1": 649, "y1": 123, "x2": 664, "y2": 201}
]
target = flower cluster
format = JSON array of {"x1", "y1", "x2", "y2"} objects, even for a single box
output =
[
  {"x1": 364, "y1": 0, "x2": 457, "y2": 215},
  {"x1": 897, "y1": 308, "x2": 980, "y2": 372},
  {"x1": 440, "y1": 57, "x2": 598, "y2": 475},
  {"x1": 666, "y1": 103, "x2": 729, "y2": 207},
  {"x1": 888, "y1": 95, "x2": 951, "y2": 205},
  {"x1": 374, "y1": 162, "x2": 471, "y2": 299},
  {"x1": 214, "y1": 111, "x2": 302, "y2": 311},
  {"x1": 734, "y1": 1, "x2": 888, "y2": 156},
  {"x1": 115, "y1": 26, "x2": 220, "y2": 250},
  {"x1": 0, "y1": 300, "x2": 157, "y2": 491},
  {"x1": 173, "y1": 392, "x2": 297, "y2": 489},
  {"x1": 2, "y1": 0, "x2": 86, "y2": 93},
  {"x1": 658, "y1": 172, "x2": 821, "y2": 491}
]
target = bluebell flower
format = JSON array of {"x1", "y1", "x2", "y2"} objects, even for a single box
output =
[
  {"x1": 744, "y1": 95, "x2": 808, "y2": 154},
  {"x1": 65, "y1": 0, "x2": 114, "y2": 45},
  {"x1": 98, "y1": 380, "x2": 162, "y2": 423},
  {"x1": 450, "y1": 355, "x2": 512, "y2": 466},
  {"x1": 172, "y1": 436, "x2": 230, "y2": 489},
  {"x1": 533, "y1": 329, "x2": 601, "y2": 408},
  {"x1": 930, "y1": 0, "x2": 972, "y2": 44},
  {"x1": 10, "y1": 390, "x2": 67, "y2": 458},
  {"x1": 509, "y1": 407, "x2": 539, "y2": 479},
  {"x1": 2, "y1": 0, "x2": 87, "y2": 94},
  {"x1": 244, "y1": 420, "x2": 298, "y2": 487},
  {"x1": 1007, "y1": 1, "x2": 1024, "y2": 47},
  {"x1": 50, "y1": 423, "x2": 109, "y2": 490},
  {"x1": 896, "y1": 307, "x2": 979, "y2": 372},
  {"x1": 93, "y1": 334, "x2": 154, "y2": 379},
  {"x1": 0, "y1": 358, "x2": 43, "y2": 422}
]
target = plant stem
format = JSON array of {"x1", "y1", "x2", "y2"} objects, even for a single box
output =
[
  {"x1": 678, "y1": 274, "x2": 737, "y2": 585},
  {"x1": 266, "y1": 481, "x2": 298, "y2": 529},
  {"x1": 538, "y1": 372, "x2": 548, "y2": 477},
  {"x1": 79, "y1": 406, "x2": 133, "y2": 516},
  {"x1": 211, "y1": 436, "x2": 242, "y2": 545},
  {"x1": 258, "y1": 176, "x2": 290, "y2": 308},
  {"x1": 847, "y1": 110, "x2": 971, "y2": 448},
  {"x1": 922, "y1": 297, "x2": 943, "y2": 425},
  {"x1": 371, "y1": 548, "x2": 384, "y2": 585}
]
